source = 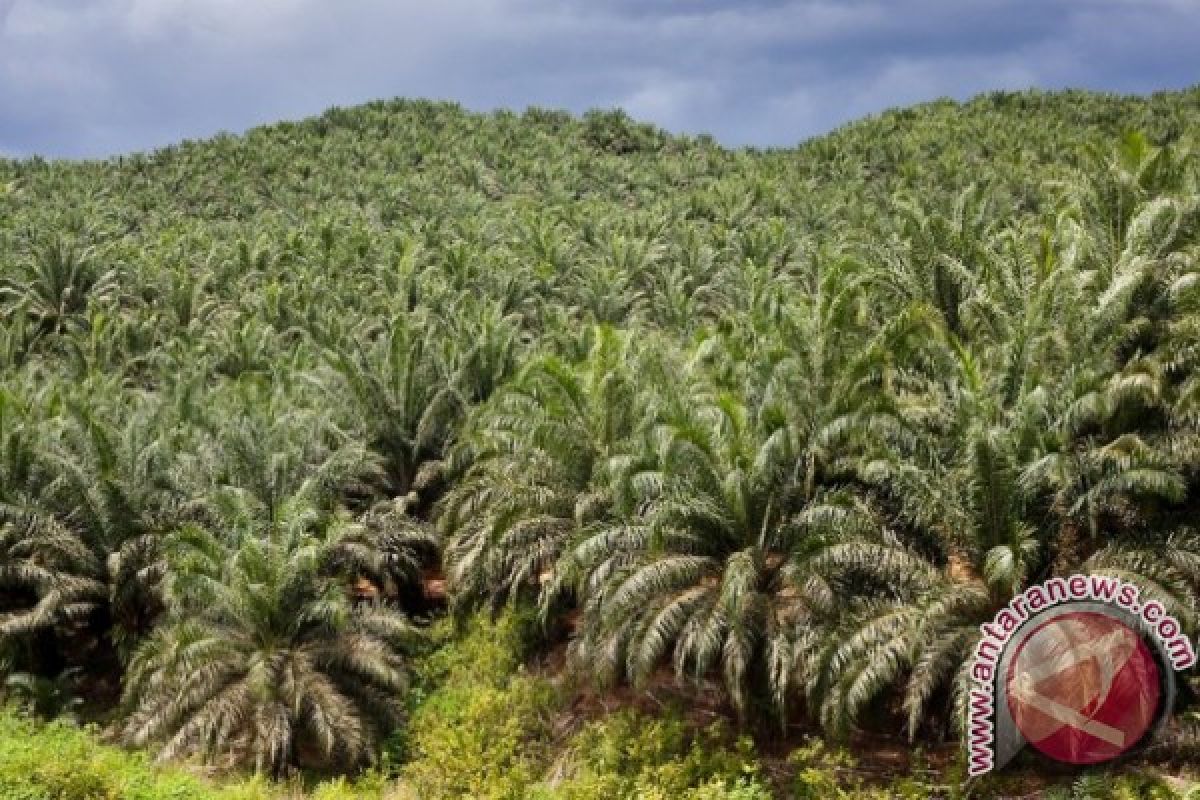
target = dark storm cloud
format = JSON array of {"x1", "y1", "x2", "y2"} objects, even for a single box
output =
[{"x1": 0, "y1": 0, "x2": 1196, "y2": 158}]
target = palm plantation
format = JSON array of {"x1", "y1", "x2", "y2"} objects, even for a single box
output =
[{"x1": 0, "y1": 89, "x2": 1198, "y2": 797}]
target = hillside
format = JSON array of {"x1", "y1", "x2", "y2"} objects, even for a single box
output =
[{"x1": 1, "y1": 88, "x2": 1199, "y2": 798}]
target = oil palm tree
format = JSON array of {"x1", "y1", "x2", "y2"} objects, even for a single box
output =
[
  {"x1": 0, "y1": 393, "x2": 182, "y2": 671},
  {"x1": 0, "y1": 235, "x2": 118, "y2": 333},
  {"x1": 193, "y1": 386, "x2": 383, "y2": 524},
  {"x1": 439, "y1": 325, "x2": 644, "y2": 613},
  {"x1": 120, "y1": 510, "x2": 419, "y2": 776},
  {"x1": 809, "y1": 220, "x2": 1197, "y2": 742},
  {"x1": 323, "y1": 314, "x2": 466, "y2": 497},
  {"x1": 562, "y1": 378, "x2": 814, "y2": 720},
  {"x1": 563, "y1": 258, "x2": 938, "y2": 720},
  {"x1": 324, "y1": 298, "x2": 523, "y2": 503}
]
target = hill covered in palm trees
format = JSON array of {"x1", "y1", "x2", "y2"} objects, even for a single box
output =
[{"x1": 1, "y1": 87, "x2": 1199, "y2": 798}]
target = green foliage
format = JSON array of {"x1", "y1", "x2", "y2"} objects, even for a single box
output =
[
  {"x1": 1037, "y1": 770, "x2": 1181, "y2": 800},
  {"x1": 2, "y1": 87, "x2": 1200, "y2": 790},
  {"x1": 392, "y1": 613, "x2": 556, "y2": 800},
  {"x1": 541, "y1": 710, "x2": 769, "y2": 800},
  {"x1": 408, "y1": 611, "x2": 536, "y2": 693},
  {"x1": 581, "y1": 109, "x2": 667, "y2": 155},
  {"x1": 394, "y1": 615, "x2": 776, "y2": 800},
  {"x1": 786, "y1": 738, "x2": 858, "y2": 799},
  {"x1": 0, "y1": 709, "x2": 279, "y2": 799},
  {"x1": 2, "y1": 670, "x2": 82, "y2": 721},
  {"x1": 398, "y1": 673, "x2": 555, "y2": 799},
  {"x1": 119, "y1": 517, "x2": 421, "y2": 776},
  {"x1": 783, "y1": 739, "x2": 943, "y2": 800}
]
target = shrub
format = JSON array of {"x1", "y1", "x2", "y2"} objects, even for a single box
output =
[
  {"x1": 0, "y1": 709, "x2": 273, "y2": 800},
  {"x1": 541, "y1": 710, "x2": 770, "y2": 800},
  {"x1": 392, "y1": 615, "x2": 775, "y2": 800},
  {"x1": 392, "y1": 612, "x2": 557, "y2": 800},
  {"x1": 0, "y1": 710, "x2": 387, "y2": 800}
]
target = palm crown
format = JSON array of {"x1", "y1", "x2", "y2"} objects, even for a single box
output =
[{"x1": 120, "y1": 507, "x2": 419, "y2": 776}]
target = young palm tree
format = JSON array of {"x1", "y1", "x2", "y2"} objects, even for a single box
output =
[
  {"x1": 1064, "y1": 131, "x2": 1192, "y2": 274},
  {"x1": 193, "y1": 387, "x2": 382, "y2": 524},
  {"x1": 563, "y1": 378, "x2": 813, "y2": 720},
  {"x1": 323, "y1": 314, "x2": 466, "y2": 497},
  {"x1": 0, "y1": 235, "x2": 118, "y2": 333},
  {"x1": 0, "y1": 393, "x2": 181, "y2": 671},
  {"x1": 439, "y1": 325, "x2": 644, "y2": 613},
  {"x1": 869, "y1": 184, "x2": 997, "y2": 339},
  {"x1": 120, "y1": 511, "x2": 419, "y2": 776}
]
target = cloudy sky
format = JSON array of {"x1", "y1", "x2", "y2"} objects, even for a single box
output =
[{"x1": 0, "y1": 0, "x2": 1197, "y2": 158}]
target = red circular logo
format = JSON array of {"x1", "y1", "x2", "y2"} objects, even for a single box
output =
[{"x1": 1005, "y1": 611, "x2": 1161, "y2": 765}]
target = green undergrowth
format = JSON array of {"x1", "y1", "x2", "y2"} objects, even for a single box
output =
[
  {"x1": 533, "y1": 712, "x2": 770, "y2": 800},
  {"x1": 0, "y1": 613, "x2": 1194, "y2": 799},
  {"x1": 388, "y1": 611, "x2": 557, "y2": 798},
  {"x1": 391, "y1": 611, "x2": 776, "y2": 799},
  {"x1": 0, "y1": 711, "x2": 276, "y2": 800}
]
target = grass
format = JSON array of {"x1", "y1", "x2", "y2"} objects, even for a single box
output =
[{"x1": 0, "y1": 613, "x2": 1195, "y2": 799}]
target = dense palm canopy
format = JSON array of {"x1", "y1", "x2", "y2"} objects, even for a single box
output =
[
  {"x1": 1, "y1": 88, "x2": 1199, "y2": 779},
  {"x1": 0, "y1": 391, "x2": 179, "y2": 671}
]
